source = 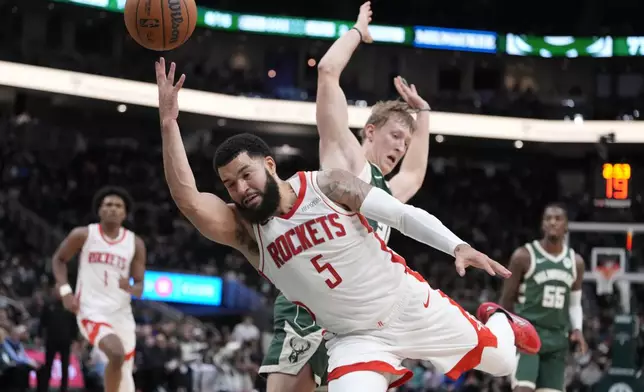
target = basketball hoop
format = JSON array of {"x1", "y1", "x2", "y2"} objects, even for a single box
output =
[
  {"x1": 591, "y1": 248, "x2": 626, "y2": 295},
  {"x1": 596, "y1": 263, "x2": 621, "y2": 295}
]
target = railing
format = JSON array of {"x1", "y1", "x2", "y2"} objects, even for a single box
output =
[{"x1": 6, "y1": 196, "x2": 65, "y2": 257}]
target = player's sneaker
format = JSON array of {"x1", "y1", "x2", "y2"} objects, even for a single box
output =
[{"x1": 476, "y1": 302, "x2": 541, "y2": 355}]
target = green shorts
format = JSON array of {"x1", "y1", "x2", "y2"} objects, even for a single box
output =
[
  {"x1": 512, "y1": 349, "x2": 566, "y2": 391},
  {"x1": 259, "y1": 294, "x2": 328, "y2": 386}
]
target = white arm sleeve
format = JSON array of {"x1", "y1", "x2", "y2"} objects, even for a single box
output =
[
  {"x1": 359, "y1": 187, "x2": 466, "y2": 256},
  {"x1": 569, "y1": 290, "x2": 583, "y2": 331}
]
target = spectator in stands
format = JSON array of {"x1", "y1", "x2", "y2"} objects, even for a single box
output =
[
  {"x1": 37, "y1": 287, "x2": 78, "y2": 392},
  {"x1": 179, "y1": 324, "x2": 209, "y2": 365},
  {"x1": 212, "y1": 340, "x2": 254, "y2": 391},
  {"x1": 137, "y1": 333, "x2": 175, "y2": 392},
  {"x1": 0, "y1": 327, "x2": 17, "y2": 387},
  {"x1": 460, "y1": 372, "x2": 483, "y2": 392},
  {"x1": 231, "y1": 315, "x2": 260, "y2": 343},
  {"x1": 3, "y1": 324, "x2": 39, "y2": 392},
  {"x1": 165, "y1": 335, "x2": 193, "y2": 392}
]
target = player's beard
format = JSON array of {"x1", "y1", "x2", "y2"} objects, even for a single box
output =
[{"x1": 235, "y1": 170, "x2": 281, "y2": 224}]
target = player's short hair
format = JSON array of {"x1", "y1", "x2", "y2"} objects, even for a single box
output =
[
  {"x1": 213, "y1": 133, "x2": 273, "y2": 170},
  {"x1": 359, "y1": 100, "x2": 416, "y2": 140},
  {"x1": 92, "y1": 186, "x2": 133, "y2": 214},
  {"x1": 543, "y1": 202, "x2": 568, "y2": 218}
]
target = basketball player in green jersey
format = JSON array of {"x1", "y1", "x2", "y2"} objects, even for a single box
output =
[
  {"x1": 259, "y1": 3, "x2": 431, "y2": 391},
  {"x1": 499, "y1": 204, "x2": 588, "y2": 392}
]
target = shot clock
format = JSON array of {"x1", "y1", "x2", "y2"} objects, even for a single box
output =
[{"x1": 594, "y1": 162, "x2": 632, "y2": 208}]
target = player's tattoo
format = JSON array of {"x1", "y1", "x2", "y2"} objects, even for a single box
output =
[
  {"x1": 317, "y1": 169, "x2": 373, "y2": 212},
  {"x1": 234, "y1": 211, "x2": 259, "y2": 255}
]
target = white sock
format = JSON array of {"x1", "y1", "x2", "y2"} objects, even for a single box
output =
[
  {"x1": 475, "y1": 312, "x2": 517, "y2": 376},
  {"x1": 486, "y1": 312, "x2": 515, "y2": 346}
]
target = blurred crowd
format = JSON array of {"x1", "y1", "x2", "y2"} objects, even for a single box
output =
[
  {"x1": 2, "y1": 0, "x2": 644, "y2": 121},
  {"x1": 2, "y1": 113, "x2": 644, "y2": 391},
  {"x1": 0, "y1": 0, "x2": 643, "y2": 390},
  {"x1": 0, "y1": 288, "x2": 267, "y2": 392}
]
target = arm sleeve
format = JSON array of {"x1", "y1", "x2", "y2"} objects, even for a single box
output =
[
  {"x1": 359, "y1": 187, "x2": 466, "y2": 256},
  {"x1": 569, "y1": 290, "x2": 583, "y2": 331}
]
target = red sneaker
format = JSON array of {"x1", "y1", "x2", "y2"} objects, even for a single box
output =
[{"x1": 477, "y1": 302, "x2": 541, "y2": 355}]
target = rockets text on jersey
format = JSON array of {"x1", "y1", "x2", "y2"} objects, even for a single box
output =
[
  {"x1": 76, "y1": 223, "x2": 135, "y2": 316},
  {"x1": 254, "y1": 171, "x2": 409, "y2": 334}
]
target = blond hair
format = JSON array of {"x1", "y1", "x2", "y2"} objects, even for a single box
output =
[{"x1": 359, "y1": 100, "x2": 415, "y2": 140}]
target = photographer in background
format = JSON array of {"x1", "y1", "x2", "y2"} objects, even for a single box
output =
[{"x1": 37, "y1": 287, "x2": 78, "y2": 392}]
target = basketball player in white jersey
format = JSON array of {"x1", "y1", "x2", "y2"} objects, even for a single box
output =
[
  {"x1": 52, "y1": 186, "x2": 146, "y2": 392},
  {"x1": 156, "y1": 58, "x2": 542, "y2": 392},
  {"x1": 263, "y1": 3, "x2": 431, "y2": 390}
]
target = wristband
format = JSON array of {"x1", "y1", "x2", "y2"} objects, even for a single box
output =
[
  {"x1": 351, "y1": 27, "x2": 363, "y2": 42},
  {"x1": 59, "y1": 284, "x2": 73, "y2": 297}
]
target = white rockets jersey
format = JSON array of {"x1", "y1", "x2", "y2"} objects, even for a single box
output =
[
  {"x1": 76, "y1": 224, "x2": 135, "y2": 316},
  {"x1": 254, "y1": 171, "x2": 408, "y2": 334}
]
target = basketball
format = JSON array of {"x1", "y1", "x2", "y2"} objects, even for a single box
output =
[{"x1": 124, "y1": 0, "x2": 197, "y2": 51}]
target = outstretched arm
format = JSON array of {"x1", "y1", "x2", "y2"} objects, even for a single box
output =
[
  {"x1": 388, "y1": 78, "x2": 431, "y2": 203},
  {"x1": 161, "y1": 118, "x2": 240, "y2": 246},
  {"x1": 316, "y1": 169, "x2": 510, "y2": 276},
  {"x1": 156, "y1": 58, "x2": 258, "y2": 261},
  {"x1": 316, "y1": 169, "x2": 463, "y2": 255},
  {"x1": 316, "y1": 2, "x2": 373, "y2": 174}
]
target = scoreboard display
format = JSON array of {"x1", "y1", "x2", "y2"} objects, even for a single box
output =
[{"x1": 594, "y1": 163, "x2": 633, "y2": 208}]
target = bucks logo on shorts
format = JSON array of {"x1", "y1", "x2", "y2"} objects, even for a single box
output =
[{"x1": 288, "y1": 336, "x2": 312, "y2": 364}]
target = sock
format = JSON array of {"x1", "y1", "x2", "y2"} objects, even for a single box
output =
[{"x1": 475, "y1": 312, "x2": 517, "y2": 376}]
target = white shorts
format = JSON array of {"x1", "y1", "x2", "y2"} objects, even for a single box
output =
[
  {"x1": 77, "y1": 310, "x2": 136, "y2": 361},
  {"x1": 325, "y1": 271, "x2": 498, "y2": 389}
]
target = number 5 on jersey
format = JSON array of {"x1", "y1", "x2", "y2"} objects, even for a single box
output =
[
  {"x1": 542, "y1": 285, "x2": 566, "y2": 309},
  {"x1": 310, "y1": 255, "x2": 343, "y2": 289}
]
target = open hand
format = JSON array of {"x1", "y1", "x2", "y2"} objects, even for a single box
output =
[
  {"x1": 454, "y1": 244, "x2": 512, "y2": 278},
  {"x1": 354, "y1": 2, "x2": 373, "y2": 43},
  {"x1": 394, "y1": 76, "x2": 429, "y2": 110},
  {"x1": 155, "y1": 57, "x2": 186, "y2": 123}
]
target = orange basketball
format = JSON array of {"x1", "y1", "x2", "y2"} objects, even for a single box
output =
[{"x1": 124, "y1": 0, "x2": 197, "y2": 51}]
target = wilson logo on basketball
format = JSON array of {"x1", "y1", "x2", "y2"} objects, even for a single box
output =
[
  {"x1": 167, "y1": 0, "x2": 184, "y2": 44},
  {"x1": 124, "y1": 0, "x2": 196, "y2": 51}
]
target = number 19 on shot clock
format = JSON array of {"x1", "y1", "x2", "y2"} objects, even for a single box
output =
[{"x1": 595, "y1": 163, "x2": 632, "y2": 208}]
